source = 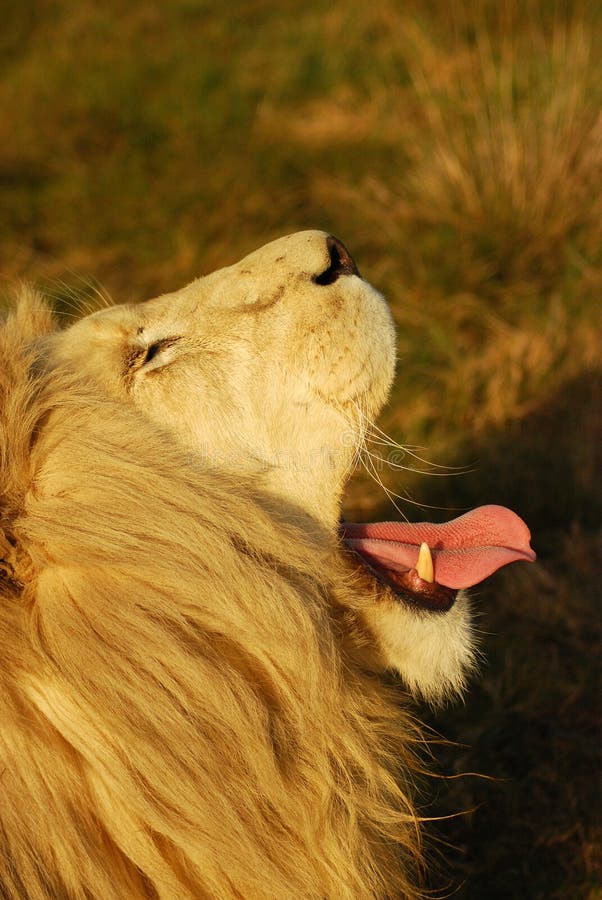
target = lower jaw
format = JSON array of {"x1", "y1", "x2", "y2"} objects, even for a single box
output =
[{"x1": 360, "y1": 558, "x2": 458, "y2": 613}]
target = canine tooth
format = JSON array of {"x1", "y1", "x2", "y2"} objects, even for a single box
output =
[{"x1": 416, "y1": 542, "x2": 434, "y2": 583}]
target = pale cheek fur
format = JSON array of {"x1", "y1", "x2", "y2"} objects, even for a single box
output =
[{"x1": 362, "y1": 595, "x2": 478, "y2": 705}]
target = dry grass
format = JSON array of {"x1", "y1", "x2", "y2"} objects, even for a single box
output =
[{"x1": 1, "y1": 0, "x2": 600, "y2": 895}]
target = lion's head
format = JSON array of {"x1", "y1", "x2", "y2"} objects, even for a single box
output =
[
  {"x1": 0, "y1": 232, "x2": 534, "y2": 898},
  {"x1": 52, "y1": 232, "x2": 397, "y2": 530}
]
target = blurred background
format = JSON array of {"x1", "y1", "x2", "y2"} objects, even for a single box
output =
[{"x1": 1, "y1": 0, "x2": 600, "y2": 896}]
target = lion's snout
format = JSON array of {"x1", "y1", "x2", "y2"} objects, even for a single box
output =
[{"x1": 313, "y1": 234, "x2": 360, "y2": 285}]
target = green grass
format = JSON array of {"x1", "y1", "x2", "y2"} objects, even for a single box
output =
[{"x1": 2, "y1": 0, "x2": 600, "y2": 895}]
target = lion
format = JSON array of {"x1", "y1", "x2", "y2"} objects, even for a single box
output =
[{"x1": 0, "y1": 231, "x2": 535, "y2": 899}]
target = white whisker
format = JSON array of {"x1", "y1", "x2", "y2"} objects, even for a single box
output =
[
  {"x1": 362, "y1": 452, "x2": 410, "y2": 522},
  {"x1": 348, "y1": 399, "x2": 471, "y2": 515},
  {"x1": 45, "y1": 271, "x2": 114, "y2": 322},
  {"x1": 361, "y1": 447, "x2": 472, "y2": 477}
]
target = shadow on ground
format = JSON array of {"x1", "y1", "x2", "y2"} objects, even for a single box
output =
[{"x1": 374, "y1": 370, "x2": 601, "y2": 898}]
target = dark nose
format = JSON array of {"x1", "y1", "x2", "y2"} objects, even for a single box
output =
[{"x1": 313, "y1": 235, "x2": 360, "y2": 285}]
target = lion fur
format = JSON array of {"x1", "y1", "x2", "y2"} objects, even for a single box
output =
[{"x1": 0, "y1": 290, "x2": 425, "y2": 898}]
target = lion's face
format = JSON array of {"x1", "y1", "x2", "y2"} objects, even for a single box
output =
[{"x1": 55, "y1": 231, "x2": 395, "y2": 527}]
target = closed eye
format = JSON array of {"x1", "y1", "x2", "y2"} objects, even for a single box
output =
[
  {"x1": 126, "y1": 337, "x2": 180, "y2": 376},
  {"x1": 143, "y1": 340, "x2": 170, "y2": 365}
]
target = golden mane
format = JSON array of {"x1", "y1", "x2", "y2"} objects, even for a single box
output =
[{"x1": 0, "y1": 290, "x2": 425, "y2": 898}]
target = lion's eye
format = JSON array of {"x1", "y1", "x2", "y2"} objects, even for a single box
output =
[
  {"x1": 143, "y1": 342, "x2": 165, "y2": 365},
  {"x1": 128, "y1": 337, "x2": 179, "y2": 375}
]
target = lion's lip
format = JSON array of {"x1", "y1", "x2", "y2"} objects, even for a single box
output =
[
  {"x1": 346, "y1": 549, "x2": 458, "y2": 612},
  {"x1": 340, "y1": 505, "x2": 536, "y2": 612}
]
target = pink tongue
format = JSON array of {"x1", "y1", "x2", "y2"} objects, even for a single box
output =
[{"x1": 341, "y1": 505, "x2": 536, "y2": 590}]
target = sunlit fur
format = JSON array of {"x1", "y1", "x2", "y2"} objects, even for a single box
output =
[
  {"x1": 1, "y1": 224, "x2": 481, "y2": 896},
  {"x1": 1, "y1": 288, "x2": 428, "y2": 898},
  {"x1": 47, "y1": 231, "x2": 476, "y2": 703}
]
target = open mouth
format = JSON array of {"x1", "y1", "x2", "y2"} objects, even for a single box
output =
[{"x1": 340, "y1": 505, "x2": 536, "y2": 612}]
